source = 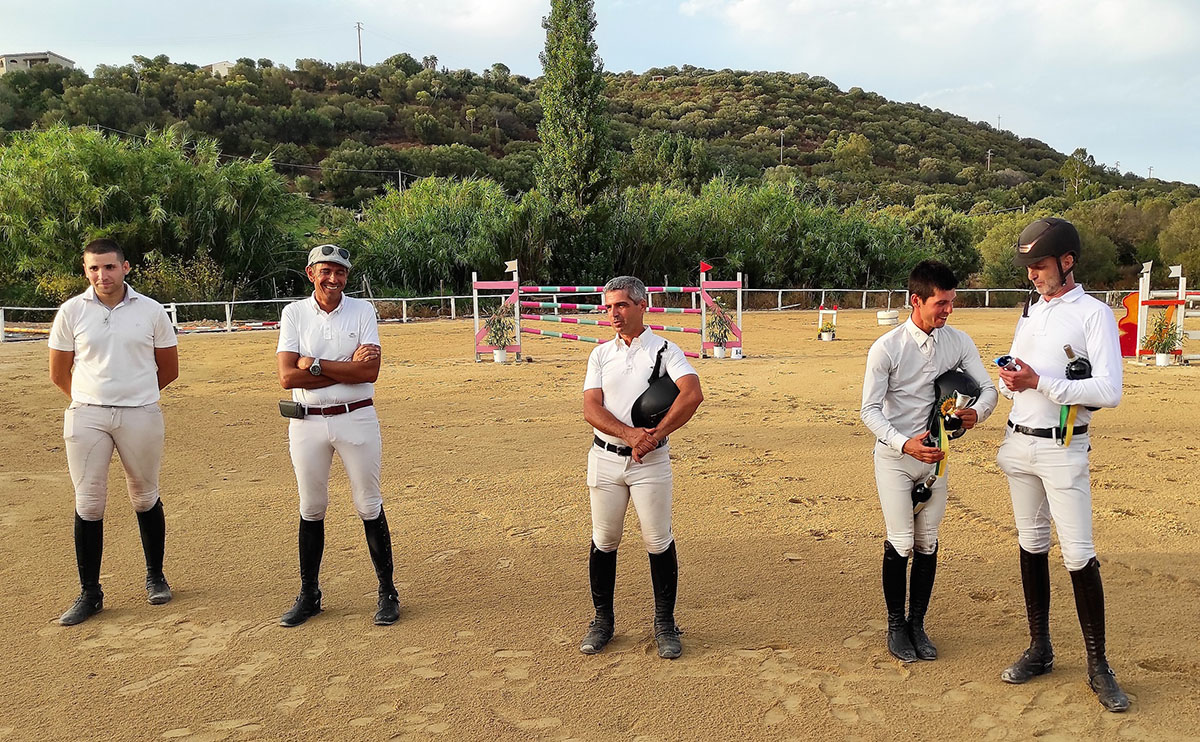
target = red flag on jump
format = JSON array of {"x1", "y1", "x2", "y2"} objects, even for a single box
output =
[{"x1": 699, "y1": 261, "x2": 713, "y2": 273}]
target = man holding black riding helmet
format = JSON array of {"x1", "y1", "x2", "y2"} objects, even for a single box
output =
[
  {"x1": 578, "y1": 276, "x2": 703, "y2": 659},
  {"x1": 861, "y1": 260, "x2": 997, "y2": 663}
]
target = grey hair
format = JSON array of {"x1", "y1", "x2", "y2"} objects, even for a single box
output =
[{"x1": 603, "y1": 276, "x2": 648, "y2": 304}]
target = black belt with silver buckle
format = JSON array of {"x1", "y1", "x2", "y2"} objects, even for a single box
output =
[
  {"x1": 306, "y1": 398, "x2": 374, "y2": 416},
  {"x1": 593, "y1": 434, "x2": 667, "y2": 457},
  {"x1": 1007, "y1": 419, "x2": 1088, "y2": 439}
]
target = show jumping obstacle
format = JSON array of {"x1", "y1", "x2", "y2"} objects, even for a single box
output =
[
  {"x1": 1118, "y1": 261, "x2": 1200, "y2": 364},
  {"x1": 471, "y1": 262, "x2": 743, "y2": 362}
]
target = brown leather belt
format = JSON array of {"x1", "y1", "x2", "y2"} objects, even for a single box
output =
[{"x1": 305, "y1": 399, "x2": 373, "y2": 416}]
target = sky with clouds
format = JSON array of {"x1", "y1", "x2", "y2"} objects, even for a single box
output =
[{"x1": 4, "y1": 0, "x2": 1197, "y2": 184}]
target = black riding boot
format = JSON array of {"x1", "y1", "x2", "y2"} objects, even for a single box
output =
[
  {"x1": 59, "y1": 513, "x2": 104, "y2": 626},
  {"x1": 580, "y1": 542, "x2": 617, "y2": 654},
  {"x1": 883, "y1": 541, "x2": 917, "y2": 662},
  {"x1": 363, "y1": 508, "x2": 400, "y2": 626},
  {"x1": 280, "y1": 518, "x2": 324, "y2": 627},
  {"x1": 1002, "y1": 548, "x2": 1055, "y2": 683},
  {"x1": 1071, "y1": 558, "x2": 1130, "y2": 712},
  {"x1": 649, "y1": 541, "x2": 682, "y2": 659},
  {"x1": 136, "y1": 499, "x2": 172, "y2": 605},
  {"x1": 907, "y1": 544, "x2": 938, "y2": 660}
]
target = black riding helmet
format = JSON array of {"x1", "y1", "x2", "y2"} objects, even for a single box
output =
[
  {"x1": 1014, "y1": 217, "x2": 1081, "y2": 316},
  {"x1": 927, "y1": 369, "x2": 981, "y2": 438},
  {"x1": 1013, "y1": 217, "x2": 1081, "y2": 270}
]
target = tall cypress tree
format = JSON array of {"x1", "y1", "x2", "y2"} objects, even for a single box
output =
[{"x1": 536, "y1": 0, "x2": 614, "y2": 222}]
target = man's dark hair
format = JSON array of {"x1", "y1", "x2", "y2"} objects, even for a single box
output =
[
  {"x1": 908, "y1": 260, "x2": 958, "y2": 301},
  {"x1": 83, "y1": 238, "x2": 124, "y2": 262}
]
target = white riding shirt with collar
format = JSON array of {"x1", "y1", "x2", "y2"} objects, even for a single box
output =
[
  {"x1": 49, "y1": 283, "x2": 177, "y2": 520},
  {"x1": 861, "y1": 317, "x2": 997, "y2": 557},
  {"x1": 277, "y1": 293, "x2": 383, "y2": 522},
  {"x1": 583, "y1": 328, "x2": 697, "y2": 555},
  {"x1": 997, "y1": 284, "x2": 1122, "y2": 570}
]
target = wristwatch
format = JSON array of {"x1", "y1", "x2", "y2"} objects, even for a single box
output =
[{"x1": 309, "y1": 358, "x2": 322, "y2": 376}]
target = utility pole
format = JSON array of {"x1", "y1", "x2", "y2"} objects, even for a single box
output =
[
  {"x1": 779, "y1": 131, "x2": 784, "y2": 165},
  {"x1": 355, "y1": 22, "x2": 363, "y2": 65},
  {"x1": 986, "y1": 149, "x2": 992, "y2": 172},
  {"x1": 997, "y1": 114, "x2": 1002, "y2": 130}
]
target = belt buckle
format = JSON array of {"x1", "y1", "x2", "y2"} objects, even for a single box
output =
[{"x1": 1052, "y1": 427, "x2": 1065, "y2": 446}]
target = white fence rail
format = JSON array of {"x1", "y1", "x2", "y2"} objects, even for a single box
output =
[{"x1": 0, "y1": 287, "x2": 1129, "y2": 342}]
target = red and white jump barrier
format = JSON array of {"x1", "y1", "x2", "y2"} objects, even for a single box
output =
[
  {"x1": 1128, "y1": 261, "x2": 1199, "y2": 364},
  {"x1": 472, "y1": 263, "x2": 743, "y2": 362}
]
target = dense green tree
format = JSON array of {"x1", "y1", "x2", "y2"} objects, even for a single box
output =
[{"x1": 535, "y1": 0, "x2": 614, "y2": 219}]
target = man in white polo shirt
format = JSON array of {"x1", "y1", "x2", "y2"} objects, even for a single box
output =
[
  {"x1": 275, "y1": 244, "x2": 399, "y2": 628},
  {"x1": 579, "y1": 276, "x2": 703, "y2": 660},
  {"x1": 48, "y1": 238, "x2": 180, "y2": 626},
  {"x1": 861, "y1": 260, "x2": 997, "y2": 662},
  {"x1": 996, "y1": 218, "x2": 1129, "y2": 712}
]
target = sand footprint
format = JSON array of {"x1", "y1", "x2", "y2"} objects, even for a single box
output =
[
  {"x1": 425, "y1": 549, "x2": 461, "y2": 564},
  {"x1": 226, "y1": 651, "x2": 276, "y2": 686},
  {"x1": 275, "y1": 685, "x2": 307, "y2": 713},
  {"x1": 117, "y1": 667, "x2": 189, "y2": 696},
  {"x1": 302, "y1": 638, "x2": 328, "y2": 660},
  {"x1": 324, "y1": 674, "x2": 350, "y2": 701}
]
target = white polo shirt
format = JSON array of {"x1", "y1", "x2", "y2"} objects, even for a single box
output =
[
  {"x1": 48, "y1": 284, "x2": 178, "y2": 407},
  {"x1": 583, "y1": 328, "x2": 697, "y2": 446},
  {"x1": 1003, "y1": 284, "x2": 1122, "y2": 428},
  {"x1": 861, "y1": 317, "x2": 998, "y2": 453},
  {"x1": 277, "y1": 294, "x2": 380, "y2": 406}
]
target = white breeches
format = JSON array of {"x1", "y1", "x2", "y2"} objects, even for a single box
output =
[
  {"x1": 587, "y1": 446, "x2": 674, "y2": 554},
  {"x1": 64, "y1": 403, "x2": 165, "y2": 521},
  {"x1": 873, "y1": 441, "x2": 947, "y2": 558},
  {"x1": 288, "y1": 406, "x2": 383, "y2": 522},
  {"x1": 998, "y1": 430, "x2": 1096, "y2": 570}
]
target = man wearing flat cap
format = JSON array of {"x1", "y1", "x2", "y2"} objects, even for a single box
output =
[{"x1": 275, "y1": 244, "x2": 400, "y2": 628}]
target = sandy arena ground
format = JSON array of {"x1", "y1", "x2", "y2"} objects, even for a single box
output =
[{"x1": 2, "y1": 308, "x2": 1199, "y2": 741}]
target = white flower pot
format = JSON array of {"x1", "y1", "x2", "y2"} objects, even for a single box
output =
[
  {"x1": 713, "y1": 346, "x2": 727, "y2": 359},
  {"x1": 820, "y1": 332, "x2": 834, "y2": 341},
  {"x1": 1155, "y1": 353, "x2": 1172, "y2": 366},
  {"x1": 493, "y1": 349, "x2": 507, "y2": 364}
]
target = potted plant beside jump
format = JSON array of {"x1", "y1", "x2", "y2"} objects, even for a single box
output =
[
  {"x1": 818, "y1": 320, "x2": 836, "y2": 342},
  {"x1": 1145, "y1": 311, "x2": 1183, "y2": 366},
  {"x1": 485, "y1": 304, "x2": 515, "y2": 363},
  {"x1": 707, "y1": 304, "x2": 733, "y2": 359}
]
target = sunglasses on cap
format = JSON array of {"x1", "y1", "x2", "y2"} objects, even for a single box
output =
[{"x1": 318, "y1": 245, "x2": 350, "y2": 260}]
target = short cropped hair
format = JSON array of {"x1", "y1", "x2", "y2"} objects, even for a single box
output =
[
  {"x1": 603, "y1": 276, "x2": 648, "y2": 305},
  {"x1": 908, "y1": 260, "x2": 958, "y2": 301},
  {"x1": 84, "y1": 238, "x2": 125, "y2": 262}
]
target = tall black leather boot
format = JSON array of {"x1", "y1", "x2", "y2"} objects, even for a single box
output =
[
  {"x1": 1071, "y1": 558, "x2": 1130, "y2": 712},
  {"x1": 280, "y1": 518, "x2": 324, "y2": 627},
  {"x1": 907, "y1": 544, "x2": 938, "y2": 660},
  {"x1": 136, "y1": 499, "x2": 172, "y2": 605},
  {"x1": 883, "y1": 541, "x2": 917, "y2": 662},
  {"x1": 649, "y1": 541, "x2": 682, "y2": 659},
  {"x1": 363, "y1": 508, "x2": 400, "y2": 626},
  {"x1": 579, "y1": 542, "x2": 617, "y2": 654},
  {"x1": 1002, "y1": 548, "x2": 1054, "y2": 683},
  {"x1": 59, "y1": 513, "x2": 104, "y2": 626}
]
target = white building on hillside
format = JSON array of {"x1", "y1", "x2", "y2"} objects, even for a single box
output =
[
  {"x1": 203, "y1": 61, "x2": 235, "y2": 77},
  {"x1": 0, "y1": 51, "x2": 75, "y2": 75}
]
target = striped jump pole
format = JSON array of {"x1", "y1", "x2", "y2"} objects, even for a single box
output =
[
  {"x1": 520, "y1": 285, "x2": 701, "y2": 294},
  {"x1": 519, "y1": 301, "x2": 701, "y2": 315},
  {"x1": 520, "y1": 326, "x2": 701, "y2": 358},
  {"x1": 520, "y1": 313, "x2": 702, "y2": 335}
]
